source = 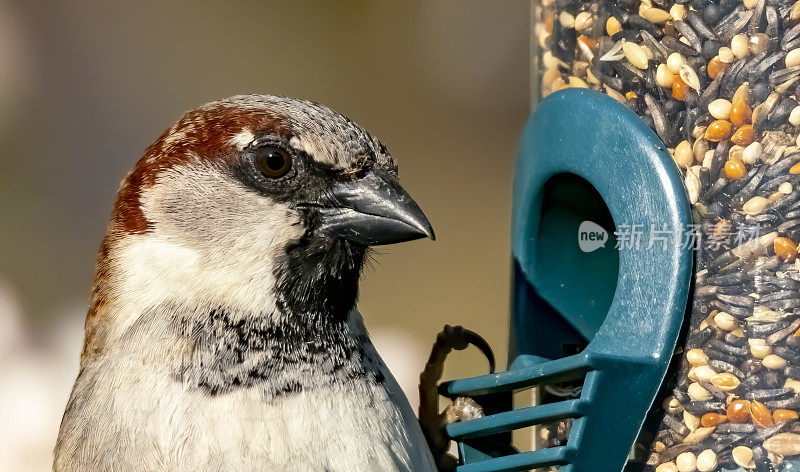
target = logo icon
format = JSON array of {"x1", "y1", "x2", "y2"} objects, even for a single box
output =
[{"x1": 578, "y1": 221, "x2": 608, "y2": 252}]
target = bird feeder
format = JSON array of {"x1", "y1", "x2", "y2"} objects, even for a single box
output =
[{"x1": 439, "y1": 0, "x2": 800, "y2": 470}]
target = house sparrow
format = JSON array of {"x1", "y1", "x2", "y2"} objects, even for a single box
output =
[{"x1": 54, "y1": 95, "x2": 437, "y2": 472}]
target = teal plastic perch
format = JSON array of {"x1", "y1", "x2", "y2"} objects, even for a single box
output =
[{"x1": 441, "y1": 88, "x2": 694, "y2": 472}]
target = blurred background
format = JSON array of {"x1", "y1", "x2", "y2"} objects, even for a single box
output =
[{"x1": 0, "y1": 0, "x2": 529, "y2": 469}]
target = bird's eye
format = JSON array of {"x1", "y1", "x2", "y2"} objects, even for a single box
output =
[{"x1": 255, "y1": 146, "x2": 292, "y2": 178}]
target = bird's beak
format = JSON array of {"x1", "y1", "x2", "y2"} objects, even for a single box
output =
[{"x1": 316, "y1": 168, "x2": 435, "y2": 246}]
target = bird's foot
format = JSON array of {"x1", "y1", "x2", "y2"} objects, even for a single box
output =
[{"x1": 418, "y1": 325, "x2": 495, "y2": 472}]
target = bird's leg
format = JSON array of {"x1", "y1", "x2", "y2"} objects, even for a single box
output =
[{"x1": 418, "y1": 325, "x2": 495, "y2": 472}]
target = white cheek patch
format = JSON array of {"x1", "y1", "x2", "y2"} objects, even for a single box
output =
[
  {"x1": 229, "y1": 129, "x2": 255, "y2": 149},
  {"x1": 104, "y1": 164, "x2": 307, "y2": 344}
]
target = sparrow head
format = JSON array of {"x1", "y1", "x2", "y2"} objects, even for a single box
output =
[
  {"x1": 85, "y1": 95, "x2": 433, "y2": 361},
  {"x1": 122, "y1": 95, "x2": 432, "y2": 237}
]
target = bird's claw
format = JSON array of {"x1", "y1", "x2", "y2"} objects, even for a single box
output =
[
  {"x1": 418, "y1": 325, "x2": 495, "y2": 472},
  {"x1": 438, "y1": 325, "x2": 495, "y2": 373}
]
